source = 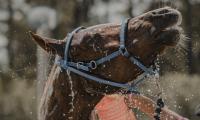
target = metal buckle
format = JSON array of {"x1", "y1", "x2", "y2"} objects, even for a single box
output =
[
  {"x1": 76, "y1": 62, "x2": 84, "y2": 69},
  {"x1": 119, "y1": 48, "x2": 129, "y2": 57},
  {"x1": 147, "y1": 68, "x2": 157, "y2": 76},
  {"x1": 90, "y1": 60, "x2": 97, "y2": 70}
]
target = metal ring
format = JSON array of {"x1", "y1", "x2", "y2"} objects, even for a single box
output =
[{"x1": 90, "y1": 60, "x2": 97, "y2": 70}]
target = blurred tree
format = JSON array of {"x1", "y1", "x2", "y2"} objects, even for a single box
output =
[
  {"x1": 73, "y1": 0, "x2": 94, "y2": 27},
  {"x1": 27, "y1": 6, "x2": 58, "y2": 118},
  {"x1": 185, "y1": 1, "x2": 200, "y2": 74},
  {"x1": 183, "y1": 0, "x2": 193, "y2": 74},
  {"x1": 7, "y1": 0, "x2": 14, "y2": 68},
  {"x1": 128, "y1": 0, "x2": 134, "y2": 17},
  {"x1": 0, "y1": 0, "x2": 199, "y2": 119}
]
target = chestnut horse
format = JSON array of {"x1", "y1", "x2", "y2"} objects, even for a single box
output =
[{"x1": 30, "y1": 7, "x2": 182, "y2": 120}]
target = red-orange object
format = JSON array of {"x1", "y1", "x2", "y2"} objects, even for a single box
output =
[{"x1": 95, "y1": 95, "x2": 136, "y2": 120}]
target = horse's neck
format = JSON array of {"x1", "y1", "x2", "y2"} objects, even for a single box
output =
[
  {"x1": 39, "y1": 64, "x2": 102, "y2": 120},
  {"x1": 38, "y1": 64, "x2": 69, "y2": 119}
]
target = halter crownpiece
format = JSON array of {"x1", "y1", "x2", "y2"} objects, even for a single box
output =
[{"x1": 58, "y1": 18, "x2": 157, "y2": 93}]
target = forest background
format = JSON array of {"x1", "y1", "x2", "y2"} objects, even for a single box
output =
[{"x1": 0, "y1": 0, "x2": 200, "y2": 120}]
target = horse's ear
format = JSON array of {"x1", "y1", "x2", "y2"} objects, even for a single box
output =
[{"x1": 29, "y1": 31, "x2": 65, "y2": 56}]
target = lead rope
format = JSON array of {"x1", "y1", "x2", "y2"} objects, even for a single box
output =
[{"x1": 154, "y1": 98, "x2": 165, "y2": 120}]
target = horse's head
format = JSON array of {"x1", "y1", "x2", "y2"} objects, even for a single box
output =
[
  {"x1": 30, "y1": 7, "x2": 182, "y2": 93},
  {"x1": 127, "y1": 6, "x2": 182, "y2": 63}
]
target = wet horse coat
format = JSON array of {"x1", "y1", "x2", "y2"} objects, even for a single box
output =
[{"x1": 30, "y1": 7, "x2": 183, "y2": 120}]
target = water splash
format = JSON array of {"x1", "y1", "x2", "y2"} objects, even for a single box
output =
[
  {"x1": 144, "y1": 57, "x2": 163, "y2": 98},
  {"x1": 66, "y1": 70, "x2": 75, "y2": 119},
  {"x1": 154, "y1": 57, "x2": 164, "y2": 98}
]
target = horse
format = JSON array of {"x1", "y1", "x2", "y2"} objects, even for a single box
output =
[{"x1": 30, "y1": 7, "x2": 183, "y2": 120}]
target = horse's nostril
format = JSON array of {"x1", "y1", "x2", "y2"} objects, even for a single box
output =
[
  {"x1": 158, "y1": 9, "x2": 169, "y2": 14},
  {"x1": 158, "y1": 29, "x2": 180, "y2": 46},
  {"x1": 152, "y1": 12, "x2": 157, "y2": 15}
]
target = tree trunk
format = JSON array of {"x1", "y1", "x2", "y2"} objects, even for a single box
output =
[
  {"x1": 7, "y1": 0, "x2": 14, "y2": 69},
  {"x1": 36, "y1": 25, "x2": 51, "y2": 120},
  {"x1": 183, "y1": 0, "x2": 193, "y2": 74}
]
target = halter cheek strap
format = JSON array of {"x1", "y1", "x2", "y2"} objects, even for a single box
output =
[{"x1": 58, "y1": 19, "x2": 157, "y2": 93}]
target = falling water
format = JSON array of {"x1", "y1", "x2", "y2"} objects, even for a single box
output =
[
  {"x1": 154, "y1": 57, "x2": 163, "y2": 97},
  {"x1": 66, "y1": 70, "x2": 75, "y2": 119},
  {"x1": 145, "y1": 57, "x2": 163, "y2": 98}
]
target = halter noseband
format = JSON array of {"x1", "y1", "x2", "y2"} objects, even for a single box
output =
[{"x1": 58, "y1": 19, "x2": 157, "y2": 93}]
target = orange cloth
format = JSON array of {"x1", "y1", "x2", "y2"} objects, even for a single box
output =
[{"x1": 95, "y1": 95, "x2": 136, "y2": 120}]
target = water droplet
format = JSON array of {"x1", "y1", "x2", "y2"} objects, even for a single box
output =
[{"x1": 67, "y1": 70, "x2": 75, "y2": 118}]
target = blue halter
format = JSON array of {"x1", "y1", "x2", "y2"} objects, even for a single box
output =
[{"x1": 58, "y1": 19, "x2": 157, "y2": 94}]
